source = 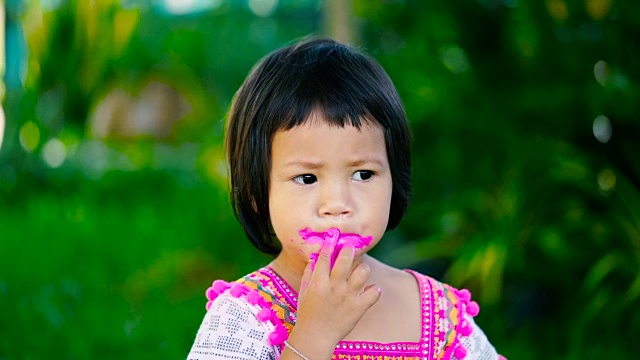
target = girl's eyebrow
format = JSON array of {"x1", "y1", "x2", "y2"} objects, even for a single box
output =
[
  {"x1": 348, "y1": 158, "x2": 385, "y2": 167},
  {"x1": 282, "y1": 160, "x2": 323, "y2": 169},
  {"x1": 282, "y1": 157, "x2": 385, "y2": 168}
]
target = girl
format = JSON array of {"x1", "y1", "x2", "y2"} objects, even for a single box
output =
[{"x1": 188, "y1": 38, "x2": 504, "y2": 360}]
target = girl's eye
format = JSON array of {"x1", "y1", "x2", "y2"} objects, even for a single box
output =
[
  {"x1": 352, "y1": 170, "x2": 374, "y2": 181},
  {"x1": 293, "y1": 174, "x2": 317, "y2": 185}
]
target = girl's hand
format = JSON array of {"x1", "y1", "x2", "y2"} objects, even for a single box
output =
[{"x1": 284, "y1": 241, "x2": 381, "y2": 359}]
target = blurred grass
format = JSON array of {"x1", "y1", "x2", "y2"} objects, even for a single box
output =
[{"x1": 0, "y1": 170, "x2": 268, "y2": 358}]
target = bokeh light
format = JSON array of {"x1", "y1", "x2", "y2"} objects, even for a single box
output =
[
  {"x1": 165, "y1": 0, "x2": 199, "y2": 15},
  {"x1": 40, "y1": 0, "x2": 63, "y2": 12},
  {"x1": 249, "y1": 0, "x2": 278, "y2": 17},
  {"x1": 42, "y1": 138, "x2": 67, "y2": 168},
  {"x1": 439, "y1": 45, "x2": 469, "y2": 74},
  {"x1": 593, "y1": 60, "x2": 609, "y2": 86},
  {"x1": 163, "y1": 0, "x2": 223, "y2": 15},
  {"x1": 546, "y1": 0, "x2": 569, "y2": 22},
  {"x1": 592, "y1": 115, "x2": 612, "y2": 143},
  {"x1": 586, "y1": 0, "x2": 612, "y2": 21},
  {"x1": 19, "y1": 121, "x2": 40, "y2": 152},
  {"x1": 597, "y1": 168, "x2": 616, "y2": 193}
]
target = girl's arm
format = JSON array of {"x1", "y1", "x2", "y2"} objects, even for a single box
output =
[{"x1": 187, "y1": 295, "x2": 277, "y2": 360}]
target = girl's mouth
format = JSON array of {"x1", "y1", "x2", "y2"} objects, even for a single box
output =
[{"x1": 299, "y1": 227, "x2": 372, "y2": 270}]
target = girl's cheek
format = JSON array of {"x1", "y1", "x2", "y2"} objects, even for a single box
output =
[
  {"x1": 291, "y1": 240, "x2": 316, "y2": 255},
  {"x1": 301, "y1": 243, "x2": 322, "y2": 256}
]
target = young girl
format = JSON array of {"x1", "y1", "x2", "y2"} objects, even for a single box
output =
[{"x1": 188, "y1": 38, "x2": 505, "y2": 360}]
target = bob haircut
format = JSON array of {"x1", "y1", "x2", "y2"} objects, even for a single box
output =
[{"x1": 226, "y1": 37, "x2": 411, "y2": 255}]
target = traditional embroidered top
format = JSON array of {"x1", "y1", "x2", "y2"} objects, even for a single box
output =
[{"x1": 187, "y1": 267, "x2": 502, "y2": 360}]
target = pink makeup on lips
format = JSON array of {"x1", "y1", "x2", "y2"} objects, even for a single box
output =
[{"x1": 299, "y1": 227, "x2": 372, "y2": 270}]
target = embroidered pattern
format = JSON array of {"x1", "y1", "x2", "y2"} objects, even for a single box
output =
[
  {"x1": 427, "y1": 279, "x2": 480, "y2": 360},
  {"x1": 201, "y1": 268, "x2": 495, "y2": 360},
  {"x1": 204, "y1": 274, "x2": 296, "y2": 351}
]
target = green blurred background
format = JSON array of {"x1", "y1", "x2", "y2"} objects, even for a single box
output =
[{"x1": 1, "y1": 0, "x2": 638, "y2": 359}]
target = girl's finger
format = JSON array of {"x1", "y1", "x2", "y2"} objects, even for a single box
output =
[
  {"x1": 330, "y1": 245, "x2": 355, "y2": 280},
  {"x1": 312, "y1": 241, "x2": 335, "y2": 280},
  {"x1": 300, "y1": 254, "x2": 314, "y2": 293},
  {"x1": 359, "y1": 283, "x2": 382, "y2": 310},
  {"x1": 348, "y1": 262, "x2": 370, "y2": 290}
]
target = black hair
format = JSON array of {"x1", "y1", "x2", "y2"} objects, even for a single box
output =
[{"x1": 226, "y1": 37, "x2": 411, "y2": 255}]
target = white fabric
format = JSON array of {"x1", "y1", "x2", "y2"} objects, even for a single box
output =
[
  {"x1": 187, "y1": 295, "x2": 278, "y2": 360},
  {"x1": 455, "y1": 313, "x2": 499, "y2": 360}
]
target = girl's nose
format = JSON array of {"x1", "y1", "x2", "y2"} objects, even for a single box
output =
[{"x1": 318, "y1": 181, "x2": 352, "y2": 218}]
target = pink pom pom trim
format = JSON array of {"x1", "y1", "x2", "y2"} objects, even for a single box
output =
[
  {"x1": 246, "y1": 290, "x2": 262, "y2": 305},
  {"x1": 256, "y1": 307, "x2": 272, "y2": 322},
  {"x1": 268, "y1": 323, "x2": 289, "y2": 345},
  {"x1": 443, "y1": 288, "x2": 481, "y2": 360},
  {"x1": 460, "y1": 323, "x2": 473, "y2": 337},
  {"x1": 229, "y1": 283, "x2": 248, "y2": 298},
  {"x1": 454, "y1": 345, "x2": 467, "y2": 359},
  {"x1": 212, "y1": 280, "x2": 231, "y2": 293},
  {"x1": 466, "y1": 301, "x2": 480, "y2": 317},
  {"x1": 457, "y1": 289, "x2": 471, "y2": 302},
  {"x1": 205, "y1": 287, "x2": 219, "y2": 301}
]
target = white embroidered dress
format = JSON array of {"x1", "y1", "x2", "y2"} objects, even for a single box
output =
[{"x1": 188, "y1": 267, "x2": 502, "y2": 360}]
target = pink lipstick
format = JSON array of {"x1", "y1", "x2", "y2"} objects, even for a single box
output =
[{"x1": 299, "y1": 227, "x2": 372, "y2": 270}]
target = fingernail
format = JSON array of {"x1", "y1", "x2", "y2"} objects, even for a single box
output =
[{"x1": 376, "y1": 287, "x2": 382, "y2": 296}]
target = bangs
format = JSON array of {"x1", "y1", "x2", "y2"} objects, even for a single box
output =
[
  {"x1": 254, "y1": 42, "x2": 389, "y2": 134},
  {"x1": 276, "y1": 102, "x2": 374, "y2": 133}
]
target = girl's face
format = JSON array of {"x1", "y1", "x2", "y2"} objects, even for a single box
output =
[{"x1": 269, "y1": 114, "x2": 393, "y2": 271}]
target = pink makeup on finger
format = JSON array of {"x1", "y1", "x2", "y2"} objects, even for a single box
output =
[{"x1": 299, "y1": 227, "x2": 372, "y2": 270}]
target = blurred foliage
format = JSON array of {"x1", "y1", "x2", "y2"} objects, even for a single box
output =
[{"x1": 1, "y1": 0, "x2": 638, "y2": 359}]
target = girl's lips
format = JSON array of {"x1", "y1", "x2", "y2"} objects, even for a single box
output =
[
  {"x1": 299, "y1": 227, "x2": 372, "y2": 247},
  {"x1": 299, "y1": 227, "x2": 372, "y2": 270}
]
